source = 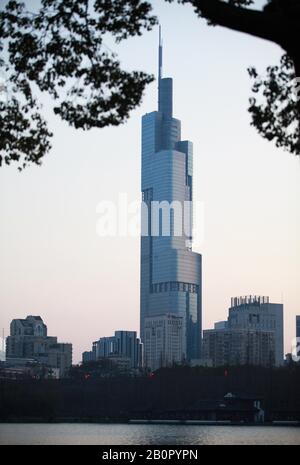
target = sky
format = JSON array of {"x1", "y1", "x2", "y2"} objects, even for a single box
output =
[{"x1": 0, "y1": 0, "x2": 299, "y2": 363}]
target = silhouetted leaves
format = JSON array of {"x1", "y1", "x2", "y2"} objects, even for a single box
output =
[
  {"x1": 0, "y1": 0, "x2": 157, "y2": 169},
  {"x1": 1, "y1": 0, "x2": 299, "y2": 167},
  {"x1": 248, "y1": 54, "x2": 300, "y2": 154},
  {"x1": 167, "y1": 0, "x2": 300, "y2": 155}
]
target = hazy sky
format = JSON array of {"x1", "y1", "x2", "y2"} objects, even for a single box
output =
[{"x1": 1, "y1": 0, "x2": 299, "y2": 363}]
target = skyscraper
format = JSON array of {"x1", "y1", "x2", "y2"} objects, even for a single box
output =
[
  {"x1": 297, "y1": 315, "x2": 300, "y2": 339},
  {"x1": 140, "y1": 29, "x2": 202, "y2": 361}
]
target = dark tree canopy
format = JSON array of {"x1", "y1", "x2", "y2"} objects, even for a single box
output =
[
  {"x1": 1, "y1": 0, "x2": 299, "y2": 170},
  {"x1": 167, "y1": 0, "x2": 300, "y2": 155},
  {"x1": 0, "y1": 0, "x2": 157, "y2": 169}
]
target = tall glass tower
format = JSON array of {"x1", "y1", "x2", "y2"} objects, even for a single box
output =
[{"x1": 140, "y1": 30, "x2": 202, "y2": 361}]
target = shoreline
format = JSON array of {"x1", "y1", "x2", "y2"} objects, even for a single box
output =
[{"x1": 0, "y1": 418, "x2": 299, "y2": 427}]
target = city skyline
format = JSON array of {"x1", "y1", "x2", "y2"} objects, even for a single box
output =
[{"x1": 0, "y1": 0, "x2": 300, "y2": 363}]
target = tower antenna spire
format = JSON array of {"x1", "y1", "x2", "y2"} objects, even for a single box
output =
[{"x1": 158, "y1": 25, "x2": 162, "y2": 110}]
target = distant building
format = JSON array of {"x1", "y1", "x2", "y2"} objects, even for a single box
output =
[
  {"x1": 106, "y1": 355, "x2": 132, "y2": 372},
  {"x1": 0, "y1": 336, "x2": 5, "y2": 362},
  {"x1": 40, "y1": 343, "x2": 72, "y2": 378},
  {"x1": 228, "y1": 296, "x2": 284, "y2": 366},
  {"x1": 6, "y1": 316, "x2": 53, "y2": 358},
  {"x1": 202, "y1": 295, "x2": 281, "y2": 368},
  {"x1": 82, "y1": 351, "x2": 95, "y2": 364},
  {"x1": 144, "y1": 314, "x2": 183, "y2": 371},
  {"x1": 6, "y1": 316, "x2": 72, "y2": 378},
  {"x1": 214, "y1": 321, "x2": 227, "y2": 330},
  {"x1": 0, "y1": 358, "x2": 60, "y2": 380},
  {"x1": 10, "y1": 315, "x2": 47, "y2": 337},
  {"x1": 93, "y1": 336, "x2": 116, "y2": 359},
  {"x1": 87, "y1": 331, "x2": 142, "y2": 369},
  {"x1": 189, "y1": 358, "x2": 213, "y2": 368},
  {"x1": 202, "y1": 328, "x2": 275, "y2": 367},
  {"x1": 115, "y1": 331, "x2": 143, "y2": 369}
]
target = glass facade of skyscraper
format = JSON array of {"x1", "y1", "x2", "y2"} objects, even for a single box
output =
[{"x1": 140, "y1": 36, "x2": 202, "y2": 361}]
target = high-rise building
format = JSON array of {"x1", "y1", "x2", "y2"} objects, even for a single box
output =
[
  {"x1": 0, "y1": 336, "x2": 5, "y2": 362},
  {"x1": 203, "y1": 296, "x2": 283, "y2": 367},
  {"x1": 228, "y1": 296, "x2": 284, "y2": 366},
  {"x1": 6, "y1": 316, "x2": 72, "y2": 377},
  {"x1": 93, "y1": 336, "x2": 117, "y2": 359},
  {"x1": 202, "y1": 328, "x2": 275, "y2": 368},
  {"x1": 115, "y1": 331, "x2": 143, "y2": 369},
  {"x1": 82, "y1": 351, "x2": 95, "y2": 364},
  {"x1": 214, "y1": 321, "x2": 227, "y2": 330},
  {"x1": 6, "y1": 316, "x2": 55, "y2": 358},
  {"x1": 90, "y1": 331, "x2": 142, "y2": 369},
  {"x1": 10, "y1": 315, "x2": 47, "y2": 338},
  {"x1": 144, "y1": 313, "x2": 183, "y2": 371},
  {"x1": 296, "y1": 315, "x2": 300, "y2": 339},
  {"x1": 39, "y1": 343, "x2": 72, "y2": 378},
  {"x1": 140, "y1": 29, "x2": 202, "y2": 362}
]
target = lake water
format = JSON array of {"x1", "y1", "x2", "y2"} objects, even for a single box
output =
[{"x1": 0, "y1": 424, "x2": 300, "y2": 445}]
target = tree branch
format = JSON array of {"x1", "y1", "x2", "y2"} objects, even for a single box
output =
[{"x1": 191, "y1": 0, "x2": 284, "y2": 45}]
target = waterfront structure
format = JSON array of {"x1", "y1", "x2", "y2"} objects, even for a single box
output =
[
  {"x1": 88, "y1": 331, "x2": 142, "y2": 369},
  {"x1": 144, "y1": 313, "x2": 183, "y2": 371},
  {"x1": 228, "y1": 296, "x2": 283, "y2": 366},
  {"x1": 130, "y1": 393, "x2": 265, "y2": 424},
  {"x1": 6, "y1": 316, "x2": 72, "y2": 377},
  {"x1": 140, "y1": 29, "x2": 202, "y2": 362},
  {"x1": 202, "y1": 328, "x2": 275, "y2": 367}
]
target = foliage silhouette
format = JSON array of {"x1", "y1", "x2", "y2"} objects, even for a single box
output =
[
  {"x1": 1, "y1": 0, "x2": 300, "y2": 169},
  {"x1": 167, "y1": 0, "x2": 300, "y2": 155},
  {"x1": 0, "y1": 0, "x2": 156, "y2": 169}
]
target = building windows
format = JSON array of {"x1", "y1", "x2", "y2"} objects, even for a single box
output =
[
  {"x1": 151, "y1": 281, "x2": 199, "y2": 294},
  {"x1": 142, "y1": 188, "x2": 153, "y2": 202}
]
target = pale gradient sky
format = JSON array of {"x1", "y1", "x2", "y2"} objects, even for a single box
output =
[{"x1": 0, "y1": 0, "x2": 299, "y2": 363}]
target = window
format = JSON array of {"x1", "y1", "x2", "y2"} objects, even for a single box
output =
[{"x1": 142, "y1": 188, "x2": 153, "y2": 202}]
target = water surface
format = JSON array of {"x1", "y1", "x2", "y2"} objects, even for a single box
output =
[{"x1": 0, "y1": 424, "x2": 299, "y2": 445}]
